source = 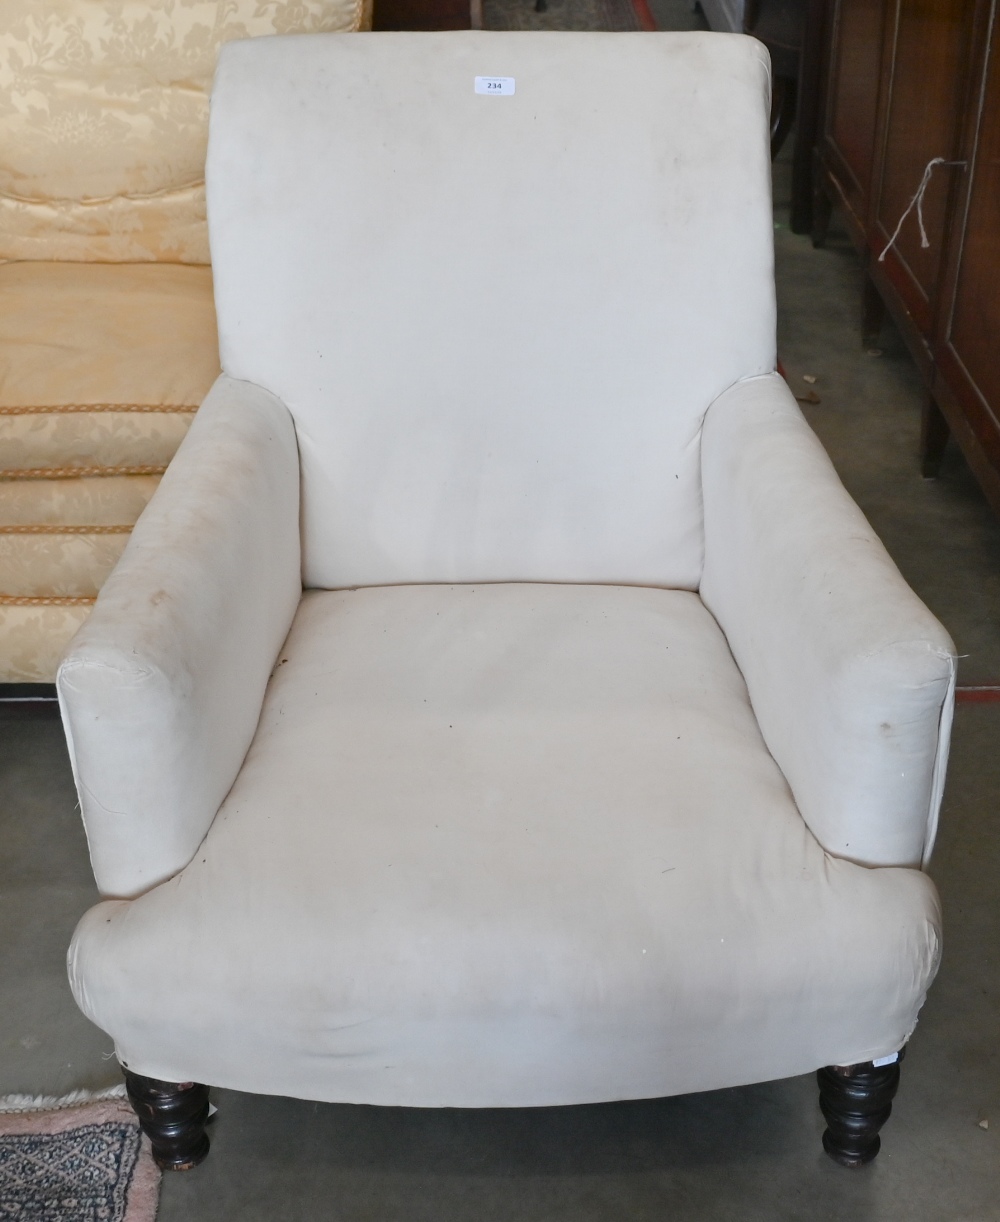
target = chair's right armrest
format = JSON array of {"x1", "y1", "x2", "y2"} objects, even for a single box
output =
[
  {"x1": 700, "y1": 373, "x2": 955, "y2": 869},
  {"x1": 57, "y1": 376, "x2": 301, "y2": 900}
]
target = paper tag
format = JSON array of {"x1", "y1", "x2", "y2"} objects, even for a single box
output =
[
  {"x1": 872, "y1": 1053, "x2": 899, "y2": 1068},
  {"x1": 475, "y1": 76, "x2": 515, "y2": 96}
]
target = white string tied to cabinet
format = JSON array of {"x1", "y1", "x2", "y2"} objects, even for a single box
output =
[{"x1": 877, "y1": 157, "x2": 968, "y2": 262}]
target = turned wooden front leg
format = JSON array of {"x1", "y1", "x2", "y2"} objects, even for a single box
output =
[
  {"x1": 817, "y1": 1049, "x2": 903, "y2": 1167},
  {"x1": 123, "y1": 1069, "x2": 211, "y2": 1171}
]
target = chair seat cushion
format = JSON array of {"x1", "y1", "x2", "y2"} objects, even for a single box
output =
[{"x1": 70, "y1": 583, "x2": 940, "y2": 1107}]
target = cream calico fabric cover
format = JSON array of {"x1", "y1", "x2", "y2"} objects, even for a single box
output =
[
  {"x1": 69, "y1": 583, "x2": 941, "y2": 1105},
  {"x1": 702, "y1": 376, "x2": 955, "y2": 869},
  {"x1": 60, "y1": 36, "x2": 955, "y2": 1109},
  {"x1": 0, "y1": 261, "x2": 219, "y2": 681},
  {"x1": 208, "y1": 32, "x2": 776, "y2": 590},
  {"x1": 0, "y1": 0, "x2": 372, "y2": 263}
]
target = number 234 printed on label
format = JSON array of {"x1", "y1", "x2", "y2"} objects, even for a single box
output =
[{"x1": 475, "y1": 76, "x2": 515, "y2": 95}]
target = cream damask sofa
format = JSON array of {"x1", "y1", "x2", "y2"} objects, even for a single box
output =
[
  {"x1": 0, "y1": 0, "x2": 370, "y2": 684},
  {"x1": 60, "y1": 33, "x2": 955, "y2": 1173}
]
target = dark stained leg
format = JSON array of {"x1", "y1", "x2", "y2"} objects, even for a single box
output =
[
  {"x1": 862, "y1": 274, "x2": 886, "y2": 348},
  {"x1": 921, "y1": 393, "x2": 951, "y2": 477},
  {"x1": 789, "y1": 125, "x2": 816, "y2": 235},
  {"x1": 812, "y1": 184, "x2": 833, "y2": 248},
  {"x1": 123, "y1": 1069, "x2": 211, "y2": 1171},
  {"x1": 789, "y1": 0, "x2": 827, "y2": 235},
  {"x1": 770, "y1": 75, "x2": 798, "y2": 160},
  {"x1": 817, "y1": 1051, "x2": 903, "y2": 1167}
]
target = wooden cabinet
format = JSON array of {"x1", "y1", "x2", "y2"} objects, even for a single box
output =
[
  {"x1": 871, "y1": 0, "x2": 976, "y2": 354},
  {"x1": 930, "y1": 6, "x2": 1000, "y2": 509},
  {"x1": 815, "y1": 0, "x2": 1000, "y2": 514},
  {"x1": 819, "y1": 0, "x2": 886, "y2": 243},
  {"x1": 372, "y1": 0, "x2": 476, "y2": 28}
]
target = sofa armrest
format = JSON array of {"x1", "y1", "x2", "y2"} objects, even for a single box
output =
[
  {"x1": 700, "y1": 373, "x2": 955, "y2": 868},
  {"x1": 57, "y1": 376, "x2": 301, "y2": 899}
]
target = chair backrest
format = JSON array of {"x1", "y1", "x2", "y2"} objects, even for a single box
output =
[
  {"x1": 0, "y1": 0, "x2": 369, "y2": 265},
  {"x1": 208, "y1": 32, "x2": 776, "y2": 589}
]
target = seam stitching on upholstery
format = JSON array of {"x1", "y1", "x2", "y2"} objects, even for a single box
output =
[{"x1": 0, "y1": 181, "x2": 204, "y2": 206}]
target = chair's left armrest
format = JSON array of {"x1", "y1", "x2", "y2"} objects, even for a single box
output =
[
  {"x1": 57, "y1": 376, "x2": 301, "y2": 899},
  {"x1": 700, "y1": 373, "x2": 956, "y2": 868}
]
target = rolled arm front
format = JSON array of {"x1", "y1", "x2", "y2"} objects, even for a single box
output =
[
  {"x1": 57, "y1": 375, "x2": 301, "y2": 899},
  {"x1": 700, "y1": 373, "x2": 955, "y2": 869}
]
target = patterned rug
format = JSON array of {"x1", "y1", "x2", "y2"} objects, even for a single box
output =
[{"x1": 0, "y1": 1090, "x2": 159, "y2": 1222}]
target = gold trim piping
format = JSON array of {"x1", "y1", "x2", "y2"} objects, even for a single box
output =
[
  {"x1": 1, "y1": 465, "x2": 167, "y2": 479},
  {"x1": 0, "y1": 525, "x2": 132, "y2": 535},
  {"x1": 0, "y1": 404, "x2": 199, "y2": 415},
  {"x1": 0, "y1": 595, "x2": 96, "y2": 606}
]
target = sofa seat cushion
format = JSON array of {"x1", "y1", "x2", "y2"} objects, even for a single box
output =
[
  {"x1": 0, "y1": 529, "x2": 129, "y2": 599},
  {"x1": 0, "y1": 476, "x2": 162, "y2": 528},
  {"x1": 69, "y1": 583, "x2": 940, "y2": 1107},
  {"x1": 0, "y1": 261, "x2": 219, "y2": 476},
  {"x1": 0, "y1": 260, "x2": 219, "y2": 680},
  {"x1": 1, "y1": 412, "x2": 195, "y2": 479},
  {"x1": 0, "y1": 475, "x2": 162, "y2": 679},
  {"x1": 0, "y1": 604, "x2": 96, "y2": 684}
]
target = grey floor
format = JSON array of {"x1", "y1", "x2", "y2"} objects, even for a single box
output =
[
  {"x1": 646, "y1": 0, "x2": 708, "y2": 31},
  {"x1": 3, "y1": 112, "x2": 1000, "y2": 1222}
]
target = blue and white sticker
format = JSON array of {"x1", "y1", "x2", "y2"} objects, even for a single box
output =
[{"x1": 475, "y1": 76, "x2": 515, "y2": 95}]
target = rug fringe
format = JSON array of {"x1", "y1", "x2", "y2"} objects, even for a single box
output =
[{"x1": 0, "y1": 1083, "x2": 127, "y2": 1114}]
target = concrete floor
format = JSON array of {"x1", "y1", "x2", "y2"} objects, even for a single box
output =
[
  {"x1": 646, "y1": 0, "x2": 708, "y2": 31},
  {"x1": 3, "y1": 133, "x2": 1000, "y2": 1222}
]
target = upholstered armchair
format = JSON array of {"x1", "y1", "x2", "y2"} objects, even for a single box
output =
[
  {"x1": 58, "y1": 32, "x2": 955, "y2": 1173},
  {"x1": 0, "y1": 0, "x2": 370, "y2": 685}
]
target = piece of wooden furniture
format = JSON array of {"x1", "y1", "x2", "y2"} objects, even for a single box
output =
[
  {"x1": 741, "y1": 0, "x2": 828, "y2": 233},
  {"x1": 744, "y1": 0, "x2": 806, "y2": 157},
  {"x1": 813, "y1": 0, "x2": 1000, "y2": 514},
  {"x1": 787, "y1": 0, "x2": 829, "y2": 233},
  {"x1": 373, "y1": 0, "x2": 479, "y2": 29}
]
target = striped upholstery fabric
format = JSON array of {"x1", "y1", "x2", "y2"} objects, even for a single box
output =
[{"x1": 0, "y1": 262, "x2": 218, "y2": 681}]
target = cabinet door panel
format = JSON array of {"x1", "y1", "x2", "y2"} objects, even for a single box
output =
[
  {"x1": 822, "y1": 0, "x2": 886, "y2": 232},
  {"x1": 828, "y1": 0, "x2": 885, "y2": 189},
  {"x1": 873, "y1": 0, "x2": 974, "y2": 334},
  {"x1": 938, "y1": 8, "x2": 1000, "y2": 437}
]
